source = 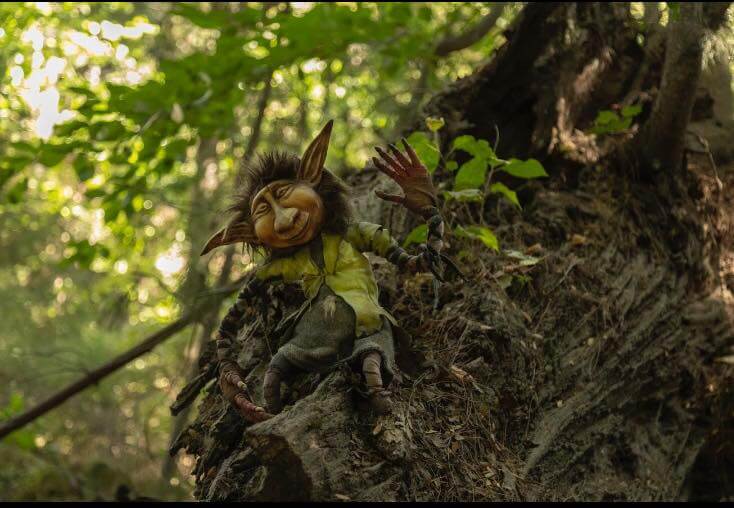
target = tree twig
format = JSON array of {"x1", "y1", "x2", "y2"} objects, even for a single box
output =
[
  {"x1": 241, "y1": 72, "x2": 273, "y2": 166},
  {"x1": 0, "y1": 282, "x2": 242, "y2": 440},
  {"x1": 435, "y1": 3, "x2": 509, "y2": 57}
]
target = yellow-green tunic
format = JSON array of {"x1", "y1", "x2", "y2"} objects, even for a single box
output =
[
  {"x1": 256, "y1": 222, "x2": 399, "y2": 337},
  {"x1": 255, "y1": 222, "x2": 400, "y2": 377}
]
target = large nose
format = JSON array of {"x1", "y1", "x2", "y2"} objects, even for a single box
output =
[{"x1": 273, "y1": 206, "x2": 299, "y2": 234}]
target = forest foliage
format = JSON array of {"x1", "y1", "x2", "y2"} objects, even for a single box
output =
[
  {"x1": 0, "y1": 2, "x2": 528, "y2": 500},
  {"x1": 2, "y1": 1, "x2": 725, "y2": 501}
]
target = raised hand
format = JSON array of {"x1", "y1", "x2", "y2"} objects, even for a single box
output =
[
  {"x1": 372, "y1": 138, "x2": 439, "y2": 219},
  {"x1": 219, "y1": 362, "x2": 273, "y2": 423}
]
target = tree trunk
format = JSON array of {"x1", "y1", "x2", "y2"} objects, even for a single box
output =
[{"x1": 172, "y1": 3, "x2": 734, "y2": 501}]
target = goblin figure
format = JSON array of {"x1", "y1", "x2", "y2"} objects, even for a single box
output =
[{"x1": 202, "y1": 120, "x2": 452, "y2": 422}]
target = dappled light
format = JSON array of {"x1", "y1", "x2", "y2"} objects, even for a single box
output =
[
  {"x1": 0, "y1": 2, "x2": 509, "y2": 500},
  {"x1": 1, "y1": 1, "x2": 733, "y2": 503}
]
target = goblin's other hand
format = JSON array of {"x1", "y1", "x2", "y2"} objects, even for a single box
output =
[
  {"x1": 219, "y1": 362, "x2": 273, "y2": 423},
  {"x1": 372, "y1": 138, "x2": 439, "y2": 219}
]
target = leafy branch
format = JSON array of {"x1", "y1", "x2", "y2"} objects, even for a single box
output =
[{"x1": 403, "y1": 118, "x2": 547, "y2": 251}]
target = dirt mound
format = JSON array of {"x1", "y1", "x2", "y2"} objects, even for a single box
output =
[
  {"x1": 170, "y1": 4, "x2": 734, "y2": 499},
  {"x1": 170, "y1": 161, "x2": 734, "y2": 501}
]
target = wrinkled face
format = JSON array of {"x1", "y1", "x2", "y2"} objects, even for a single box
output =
[
  {"x1": 250, "y1": 179, "x2": 325, "y2": 249},
  {"x1": 200, "y1": 120, "x2": 334, "y2": 257}
]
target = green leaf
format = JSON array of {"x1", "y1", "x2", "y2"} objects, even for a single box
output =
[
  {"x1": 54, "y1": 119, "x2": 88, "y2": 137},
  {"x1": 5, "y1": 155, "x2": 34, "y2": 171},
  {"x1": 73, "y1": 156, "x2": 95, "y2": 182},
  {"x1": 162, "y1": 138, "x2": 190, "y2": 161},
  {"x1": 39, "y1": 144, "x2": 70, "y2": 167},
  {"x1": 67, "y1": 86, "x2": 98, "y2": 98},
  {"x1": 172, "y1": 3, "x2": 232, "y2": 29},
  {"x1": 443, "y1": 189, "x2": 484, "y2": 202},
  {"x1": 445, "y1": 161, "x2": 458, "y2": 172},
  {"x1": 61, "y1": 240, "x2": 97, "y2": 268},
  {"x1": 0, "y1": 393, "x2": 34, "y2": 448},
  {"x1": 453, "y1": 135, "x2": 494, "y2": 161},
  {"x1": 454, "y1": 157, "x2": 488, "y2": 190},
  {"x1": 0, "y1": 394, "x2": 35, "y2": 449},
  {"x1": 452, "y1": 135, "x2": 476, "y2": 154},
  {"x1": 10, "y1": 141, "x2": 38, "y2": 155},
  {"x1": 6, "y1": 429, "x2": 35, "y2": 451},
  {"x1": 5, "y1": 177, "x2": 28, "y2": 204},
  {"x1": 621, "y1": 104, "x2": 642, "y2": 118},
  {"x1": 590, "y1": 109, "x2": 635, "y2": 135},
  {"x1": 501, "y1": 158, "x2": 548, "y2": 179},
  {"x1": 85, "y1": 188, "x2": 108, "y2": 199},
  {"x1": 504, "y1": 249, "x2": 540, "y2": 266},
  {"x1": 489, "y1": 182, "x2": 520, "y2": 208},
  {"x1": 406, "y1": 131, "x2": 439, "y2": 174},
  {"x1": 455, "y1": 225, "x2": 499, "y2": 251},
  {"x1": 89, "y1": 120, "x2": 126, "y2": 142},
  {"x1": 2, "y1": 392, "x2": 24, "y2": 417},
  {"x1": 403, "y1": 224, "x2": 428, "y2": 248},
  {"x1": 596, "y1": 110, "x2": 618, "y2": 124},
  {"x1": 497, "y1": 273, "x2": 513, "y2": 289}
]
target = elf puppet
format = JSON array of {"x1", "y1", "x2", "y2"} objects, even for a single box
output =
[{"x1": 202, "y1": 120, "x2": 453, "y2": 422}]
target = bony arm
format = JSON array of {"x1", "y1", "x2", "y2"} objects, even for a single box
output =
[
  {"x1": 346, "y1": 220, "x2": 442, "y2": 274},
  {"x1": 371, "y1": 139, "x2": 461, "y2": 281}
]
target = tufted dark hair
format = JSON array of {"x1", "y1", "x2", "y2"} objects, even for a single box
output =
[{"x1": 225, "y1": 151, "x2": 351, "y2": 245}]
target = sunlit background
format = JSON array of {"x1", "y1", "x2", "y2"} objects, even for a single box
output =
[{"x1": 0, "y1": 2, "x2": 524, "y2": 500}]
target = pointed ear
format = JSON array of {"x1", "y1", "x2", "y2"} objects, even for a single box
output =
[
  {"x1": 297, "y1": 119, "x2": 333, "y2": 185},
  {"x1": 200, "y1": 221, "x2": 259, "y2": 256}
]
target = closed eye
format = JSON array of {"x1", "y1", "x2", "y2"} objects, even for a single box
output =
[
  {"x1": 275, "y1": 185, "x2": 292, "y2": 199},
  {"x1": 253, "y1": 202, "x2": 270, "y2": 217}
]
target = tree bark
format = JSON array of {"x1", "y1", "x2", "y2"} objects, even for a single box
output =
[
  {"x1": 162, "y1": 248, "x2": 236, "y2": 479},
  {"x1": 175, "y1": 2, "x2": 734, "y2": 501},
  {"x1": 632, "y1": 3, "x2": 706, "y2": 174},
  {"x1": 393, "y1": 3, "x2": 509, "y2": 139},
  {"x1": 625, "y1": 2, "x2": 731, "y2": 175}
]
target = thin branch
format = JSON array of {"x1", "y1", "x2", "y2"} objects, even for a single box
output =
[
  {"x1": 0, "y1": 280, "x2": 243, "y2": 440},
  {"x1": 435, "y1": 3, "x2": 509, "y2": 56},
  {"x1": 0, "y1": 315, "x2": 194, "y2": 440},
  {"x1": 241, "y1": 72, "x2": 273, "y2": 166}
]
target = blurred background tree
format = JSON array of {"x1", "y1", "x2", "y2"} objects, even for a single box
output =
[{"x1": 0, "y1": 2, "x2": 520, "y2": 500}]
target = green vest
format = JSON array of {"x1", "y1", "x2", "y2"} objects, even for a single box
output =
[{"x1": 255, "y1": 222, "x2": 399, "y2": 337}]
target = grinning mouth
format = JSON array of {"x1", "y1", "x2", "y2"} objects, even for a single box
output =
[{"x1": 281, "y1": 213, "x2": 310, "y2": 242}]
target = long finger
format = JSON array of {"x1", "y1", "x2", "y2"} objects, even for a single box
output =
[
  {"x1": 234, "y1": 393, "x2": 272, "y2": 422},
  {"x1": 372, "y1": 157, "x2": 401, "y2": 181},
  {"x1": 375, "y1": 147, "x2": 407, "y2": 175},
  {"x1": 223, "y1": 368, "x2": 246, "y2": 390},
  {"x1": 401, "y1": 137, "x2": 422, "y2": 169},
  {"x1": 375, "y1": 189, "x2": 405, "y2": 205},
  {"x1": 388, "y1": 143, "x2": 411, "y2": 168}
]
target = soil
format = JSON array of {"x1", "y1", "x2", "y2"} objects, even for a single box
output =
[{"x1": 169, "y1": 158, "x2": 734, "y2": 501}]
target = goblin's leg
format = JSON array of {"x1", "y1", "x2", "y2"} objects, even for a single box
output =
[
  {"x1": 263, "y1": 352, "x2": 298, "y2": 415},
  {"x1": 362, "y1": 351, "x2": 384, "y2": 392},
  {"x1": 362, "y1": 351, "x2": 392, "y2": 415}
]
